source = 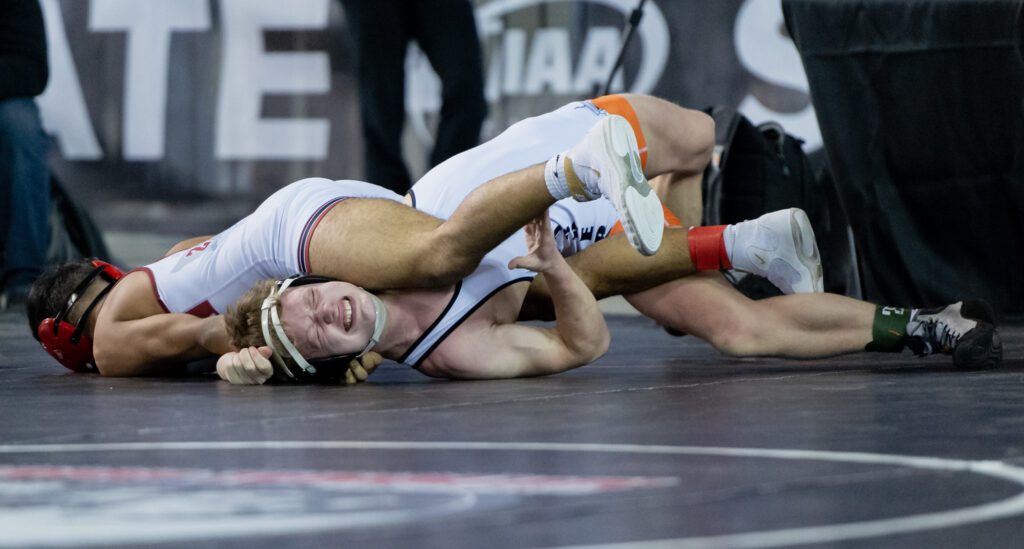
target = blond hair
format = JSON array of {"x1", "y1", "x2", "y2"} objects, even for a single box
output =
[{"x1": 224, "y1": 278, "x2": 302, "y2": 374}]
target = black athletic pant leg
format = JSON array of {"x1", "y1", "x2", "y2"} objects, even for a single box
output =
[
  {"x1": 339, "y1": 0, "x2": 413, "y2": 194},
  {"x1": 411, "y1": 0, "x2": 487, "y2": 169}
]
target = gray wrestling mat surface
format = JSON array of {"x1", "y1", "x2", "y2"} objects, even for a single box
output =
[{"x1": 2, "y1": 309, "x2": 1022, "y2": 548}]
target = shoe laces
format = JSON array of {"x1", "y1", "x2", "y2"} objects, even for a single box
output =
[{"x1": 908, "y1": 306, "x2": 969, "y2": 356}]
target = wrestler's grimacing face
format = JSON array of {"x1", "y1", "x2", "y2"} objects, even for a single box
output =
[{"x1": 278, "y1": 281, "x2": 375, "y2": 358}]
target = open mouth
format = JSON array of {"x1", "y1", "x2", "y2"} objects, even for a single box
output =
[{"x1": 342, "y1": 298, "x2": 353, "y2": 331}]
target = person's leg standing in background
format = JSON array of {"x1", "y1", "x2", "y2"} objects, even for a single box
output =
[
  {"x1": 412, "y1": 0, "x2": 487, "y2": 169},
  {"x1": 0, "y1": 97, "x2": 50, "y2": 308},
  {"x1": 0, "y1": 0, "x2": 51, "y2": 309},
  {"x1": 338, "y1": 0, "x2": 414, "y2": 194}
]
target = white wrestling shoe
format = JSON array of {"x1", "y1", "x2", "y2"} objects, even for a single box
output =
[
  {"x1": 728, "y1": 208, "x2": 823, "y2": 294},
  {"x1": 566, "y1": 115, "x2": 664, "y2": 256}
]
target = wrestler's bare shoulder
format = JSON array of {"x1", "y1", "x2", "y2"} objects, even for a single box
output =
[
  {"x1": 98, "y1": 271, "x2": 167, "y2": 323},
  {"x1": 416, "y1": 282, "x2": 531, "y2": 378},
  {"x1": 416, "y1": 320, "x2": 497, "y2": 379}
]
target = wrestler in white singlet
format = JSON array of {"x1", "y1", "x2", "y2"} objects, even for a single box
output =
[
  {"x1": 399, "y1": 100, "x2": 627, "y2": 368},
  {"x1": 147, "y1": 100, "x2": 631, "y2": 369},
  {"x1": 138, "y1": 178, "x2": 402, "y2": 317}
]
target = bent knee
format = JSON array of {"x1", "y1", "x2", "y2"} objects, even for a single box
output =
[
  {"x1": 705, "y1": 317, "x2": 767, "y2": 358},
  {"x1": 627, "y1": 95, "x2": 715, "y2": 176},
  {"x1": 676, "y1": 110, "x2": 715, "y2": 173},
  {"x1": 690, "y1": 111, "x2": 715, "y2": 161}
]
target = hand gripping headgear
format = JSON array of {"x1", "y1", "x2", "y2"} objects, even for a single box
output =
[
  {"x1": 37, "y1": 259, "x2": 125, "y2": 372},
  {"x1": 260, "y1": 275, "x2": 387, "y2": 384}
]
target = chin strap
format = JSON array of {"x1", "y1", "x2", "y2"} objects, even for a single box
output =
[
  {"x1": 359, "y1": 292, "x2": 388, "y2": 358},
  {"x1": 260, "y1": 278, "x2": 315, "y2": 378}
]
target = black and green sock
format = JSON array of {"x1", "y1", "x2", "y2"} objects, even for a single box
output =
[{"x1": 865, "y1": 305, "x2": 911, "y2": 352}]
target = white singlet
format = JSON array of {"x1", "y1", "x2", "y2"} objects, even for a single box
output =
[
  {"x1": 138, "y1": 178, "x2": 403, "y2": 316},
  {"x1": 399, "y1": 101, "x2": 619, "y2": 367}
]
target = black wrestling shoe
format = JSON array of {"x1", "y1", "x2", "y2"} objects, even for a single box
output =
[{"x1": 906, "y1": 300, "x2": 1002, "y2": 370}]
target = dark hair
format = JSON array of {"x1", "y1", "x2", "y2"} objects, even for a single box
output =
[{"x1": 25, "y1": 259, "x2": 98, "y2": 341}]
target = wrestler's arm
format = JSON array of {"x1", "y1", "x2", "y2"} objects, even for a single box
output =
[
  {"x1": 523, "y1": 226, "x2": 694, "y2": 319},
  {"x1": 93, "y1": 313, "x2": 232, "y2": 377},
  {"x1": 422, "y1": 214, "x2": 610, "y2": 379},
  {"x1": 91, "y1": 275, "x2": 235, "y2": 376},
  {"x1": 164, "y1": 235, "x2": 214, "y2": 257}
]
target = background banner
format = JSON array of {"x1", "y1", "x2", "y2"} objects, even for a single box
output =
[{"x1": 38, "y1": 0, "x2": 818, "y2": 233}]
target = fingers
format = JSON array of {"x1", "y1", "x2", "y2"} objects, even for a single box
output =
[
  {"x1": 361, "y1": 352, "x2": 383, "y2": 374},
  {"x1": 218, "y1": 347, "x2": 273, "y2": 385},
  {"x1": 350, "y1": 363, "x2": 369, "y2": 382},
  {"x1": 344, "y1": 353, "x2": 380, "y2": 386},
  {"x1": 236, "y1": 347, "x2": 261, "y2": 384},
  {"x1": 509, "y1": 255, "x2": 542, "y2": 272},
  {"x1": 220, "y1": 348, "x2": 382, "y2": 387},
  {"x1": 216, "y1": 352, "x2": 237, "y2": 383},
  {"x1": 523, "y1": 211, "x2": 550, "y2": 241},
  {"x1": 244, "y1": 346, "x2": 274, "y2": 381},
  {"x1": 226, "y1": 354, "x2": 248, "y2": 384}
]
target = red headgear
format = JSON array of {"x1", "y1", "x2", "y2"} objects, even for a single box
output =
[{"x1": 36, "y1": 259, "x2": 124, "y2": 372}]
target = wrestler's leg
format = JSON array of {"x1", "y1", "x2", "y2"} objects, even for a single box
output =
[
  {"x1": 608, "y1": 93, "x2": 713, "y2": 225},
  {"x1": 625, "y1": 272, "x2": 1001, "y2": 369},
  {"x1": 525, "y1": 96, "x2": 714, "y2": 301},
  {"x1": 310, "y1": 164, "x2": 559, "y2": 289},
  {"x1": 527, "y1": 226, "x2": 694, "y2": 303},
  {"x1": 546, "y1": 94, "x2": 820, "y2": 298},
  {"x1": 313, "y1": 99, "x2": 670, "y2": 290},
  {"x1": 626, "y1": 272, "x2": 874, "y2": 358},
  {"x1": 650, "y1": 173, "x2": 703, "y2": 229},
  {"x1": 541, "y1": 95, "x2": 711, "y2": 298},
  {"x1": 527, "y1": 96, "x2": 710, "y2": 303}
]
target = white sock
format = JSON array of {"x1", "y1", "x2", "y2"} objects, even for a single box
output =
[
  {"x1": 544, "y1": 153, "x2": 571, "y2": 200},
  {"x1": 570, "y1": 159, "x2": 601, "y2": 199},
  {"x1": 722, "y1": 224, "x2": 737, "y2": 263}
]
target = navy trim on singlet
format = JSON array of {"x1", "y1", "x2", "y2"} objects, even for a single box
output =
[
  {"x1": 408, "y1": 189, "x2": 417, "y2": 209},
  {"x1": 396, "y1": 282, "x2": 462, "y2": 364},
  {"x1": 409, "y1": 277, "x2": 534, "y2": 369},
  {"x1": 297, "y1": 197, "x2": 348, "y2": 273}
]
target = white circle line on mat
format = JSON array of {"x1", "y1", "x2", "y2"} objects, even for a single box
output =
[{"x1": 1, "y1": 441, "x2": 1022, "y2": 548}]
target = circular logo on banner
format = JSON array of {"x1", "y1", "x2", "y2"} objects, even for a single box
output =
[{"x1": 406, "y1": 0, "x2": 670, "y2": 144}]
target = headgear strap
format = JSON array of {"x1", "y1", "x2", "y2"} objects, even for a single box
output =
[{"x1": 37, "y1": 259, "x2": 125, "y2": 372}]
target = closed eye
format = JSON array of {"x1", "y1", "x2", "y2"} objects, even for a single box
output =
[{"x1": 304, "y1": 288, "x2": 321, "y2": 353}]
